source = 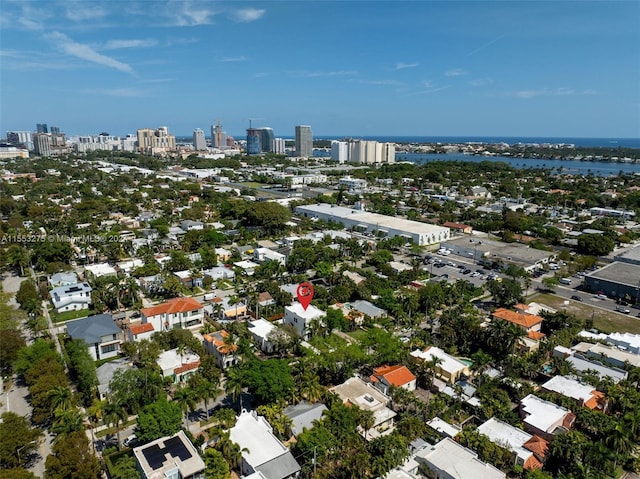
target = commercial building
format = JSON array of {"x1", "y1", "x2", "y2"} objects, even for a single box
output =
[
  {"x1": 583, "y1": 261, "x2": 640, "y2": 302},
  {"x1": 133, "y1": 430, "x2": 205, "y2": 479},
  {"x1": 246, "y1": 128, "x2": 262, "y2": 155},
  {"x1": 36, "y1": 123, "x2": 48, "y2": 133},
  {"x1": 137, "y1": 126, "x2": 176, "y2": 154},
  {"x1": 614, "y1": 244, "x2": 640, "y2": 266},
  {"x1": 295, "y1": 204, "x2": 450, "y2": 246},
  {"x1": 6, "y1": 131, "x2": 33, "y2": 150},
  {"x1": 33, "y1": 133, "x2": 52, "y2": 156},
  {"x1": 295, "y1": 125, "x2": 313, "y2": 158},
  {"x1": 192, "y1": 128, "x2": 207, "y2": 150},
  {"x1": 259, "y1": 127, "x2": 275, "y2": 153},
  {"x1": 442, "y1": 236, "x2": 556, "y2": 272},
  {"x1": 211, "y1": 122, "x2": 227, "y2": 148}
]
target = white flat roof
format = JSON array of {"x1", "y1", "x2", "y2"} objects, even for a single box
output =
[
  {"x1": 410, "y1": 347, "x2": 468, "y2": 375},
  {"x1": 249, "y1": 318, "x2": 276, "y2": 338},
  {"x1": 477, "y1": 417, "x2": 533, "y2": 462},
  {"x1": 416, "y1": 437, "x2": 505, "y2": 479},
  {"x1": 541, "y1": 376, "x2": 595, "y2": 403},
  {"x1": 286, "y1": 302, "x2": 326, "y2": 319},
  {"x1": 520, "y1": 394, "x2": 569, "y2": 433},
  {"x1": 427, "y1": 417, "x2": 461, "y2": 438},
  {"x1": 230, "y1": 411, "x2": 288, "y2": 468},
  {"x1": 296, "y1": 204, "x2": 449, "y2": 235}
]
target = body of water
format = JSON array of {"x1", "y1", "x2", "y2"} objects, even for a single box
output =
[
  {"x1": 316, "y1": 135, "x2": 640, "y2": 148},
  {"x1": 396, "y1": 152, "x2": 640, "y2": 176}
]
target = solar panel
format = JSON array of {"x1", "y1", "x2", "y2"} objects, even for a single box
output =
[
  {"x1": 142, "y1": 444, "x2": 165, "y2": 470},
  {"x1": 164, "y1": 436, "x2": 192, "y2": 461}
]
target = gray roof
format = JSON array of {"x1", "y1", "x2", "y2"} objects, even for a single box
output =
[
  {"x1": 283, "y1": 401, "x2": 327, "y2": 436},
  {"x1": 351, "y1": 300, "x2": 386, "y2": 318},
  {"x1": 96, "y1": 359, "x2": 130, "y2": 395},
  {"x1": 585, "y1": 261, "x2": 640, "y2": 287},
  {"x1": 255, "y1": 451, "x2": 301, "y2": 479},
  {"x1": 66, "y1": 314, "x2": 119, "y2": 344}
]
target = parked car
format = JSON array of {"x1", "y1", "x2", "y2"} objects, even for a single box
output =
[
  {"x1": 615, "y1": 306, "x2": 630, "y2": 314},
  {"x1": 124, "y1": 434, "x2": 137, "y2": 447},
  {"x1": 571, "y1": 295, "x2": 583, "y2": 302}
]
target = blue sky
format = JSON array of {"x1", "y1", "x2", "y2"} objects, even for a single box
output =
[{"x1": 2, "y1": 1, "x2": 639, "y2": 139}]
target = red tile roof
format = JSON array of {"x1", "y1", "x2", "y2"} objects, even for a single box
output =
[
  {"x1": 527, "y1": 330, "x2": 546, "y2": 340},
  {"x1": 493, "y1": 308, "x2": 543, "y2": 329},
  {"x1": 203, "y1": 330, "x2": 238, "y2": 354},
  {"x1": 174, "y1": 360, "x2": 200, "y2": 375},
  {"x1": 523, "y1": 455, "x2": 544, "y2": 471},
  {"x1": 141, "y1": 297, "x2": 203, "y2": 317},
  {"x1": 523, "y1": 435, "x2": 549, "y2": 459},
  {"x1": 129, "y1": 322, "x2": 154, "y2": 335},
  {"x1": 370, "y1": 365, "x2": 416, "y2": 388},
  {"x1": 584, "y1": 390, "x2": 606, "y2": 410}
]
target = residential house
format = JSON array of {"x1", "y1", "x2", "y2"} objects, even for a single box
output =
[
  {"x1": 370, "y1": 365, "x2": 417, "y2": 395},
  {"x1": 571, "y1": 342, "x2": 640, "y2": 368},
  {"x1": 133, "y1": 430, "x2": 205, "y2": 479},
  {"x1": 202, "y1": 265, "x2": 235, "y2": 282},
  {"x1": 257, "y1": 291, "x2": 276, "y2": 308},
  {"x1": 84, "y1": 263, "x2": 117, "y2": 278},
  {"x1": 126, "y1": 322, "x2": 155, "y2": 342},
  {"x1": 442, "y1": 222, "x2": 473, "y2": 234},
  {"x1": 519, "y1": 394, "x2": 575, "y2": 441},
  {"x1": 157, "y1": 348, "x2": 200, "y2": 384},
  {"x1": 234, "y1": 260, "x2": 259, "y2": 276},
  {"x1": 427, "y1": 417, "x2": 461, "y2": 438},
  {"x1": 350, "y1": 299, "x2": 387, "y2": 320},
  {"x1": 283, "y1": 401, "x2": 328, "y2": 437},
  {"x1": 229, "y1": 410, "x2": 301, "y2": 479},
  {"x1": 203, "y1": 330, "x2": 239, "y2": 369},
  {"x1": 553, "y1": 346, "x2": 628, "y2": 383},
  {"x1": 254, "y1": 247, "x2": 286, "y2": 265},
  {"x1": 329, "y1": 302, "x2": 365, "y2": 327},
  {"x1": 65, "y1": 313, "x2": 122, "y2": 361},
  {"x1": 540, "y1": 376, "x2": 608, "y2": 411},
  {"x1": 50, "y1": 282, "x2": 92, "y2": 313},
  {"x1": 180, "y1": 220, "x2": 204, "y2": 231},
  {"x1": 209, "y1": 296, "x2": 248, "y2": 321},
  {"x1": 248, "y1": 319, "x2": 277, "y2": 353},
  {"x1": 410, "y1": 347, "x2": 470, "y2": 384},
  {"x1": 283, "y1": 303, "x2": 326, "y2": 340},
  {"x1": 492, "y1": 307, "x2": 544, "y2": 334},
  {"x1": 329, "y1": 376, "x2": 396, "y2": 439},
  {"x1": 141, "y1": 297, "x2": 204, "y2": 332},
  {"x1": 96, "y1": 358, "x2": 130, "y2": 400},
  {"x1": 174, "y1": 270, "x2": 204, "y2": 288},
  {"x1": 415, "y1": 437, "x2": 506, "y2": 479},
  {"x1": 49, "y1": 272, "x2": 78, "y2": 288},
  {"x1": 477, "y1": 417, "x2": 548, "y2": 471}
]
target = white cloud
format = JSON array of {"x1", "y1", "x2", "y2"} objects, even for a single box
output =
[
  {"x1": 103, "y1": 39, "x2": 158, "y2": 50},
  {"x1": 360, "y1": 79, "x2": 405, "y2": 86},
  {"x1": 515, "y1": 90, "x2": 544, "y2": 99},
  {"x1": 395, "y1": 62, "x2": 419, "y2": 70},
  {"x1": 292, "y1": 70, "x2": 358, "y2": 78},
  {"x1": 83, "y1": 87, "x2": 151, "y2": 97},
  {"x1": 65, "y1": 3, "x2": 108, "y2": 22},
  {"x1": 512, "y1": 87, "x2": 593, "y2": 99},
  {"x1": 220, "y1": 56, "x2": 247, "y2": 62},
  {"x1": 421, "y1": 80, "x2": 435, "y2": 88},
  {"x1": 46, "y1": 31, "x2": 134, "y2": 74},
  {"x1": 407, "y1": 85, "x2": 452, "y2": 95},
  {"x1": 445, "y1": 68, "x2": 467, "y2": 77},
  {"x1": 231, "y1": 8, "x2": 266, "y2": 22},
  {"x1": 172, "y1": 2, "x2": 217, "y2": 26}
]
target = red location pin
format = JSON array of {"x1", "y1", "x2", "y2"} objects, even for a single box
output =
[{"x1": 296, "y1": 282, "x2": 314, "y2": 311}]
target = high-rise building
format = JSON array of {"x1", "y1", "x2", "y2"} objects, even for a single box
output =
[
  {"x1": 258, "y1": 127, "x2": 275, "y2": 153},
  {"x1": 211, "y1": 122, "x2": 227, "y2": 148},
  {"x1": 331, "y1": 141, "x2": 349, "y2": 163},
  {"x1": 246, "y1": 128, "x2": 261, "y2": 155},
  {"x1": 192, "y1": 128, "x2": 207, "y2": 150},
  {"x1": 36, "y1": 123, "x2": 48, "y2": 134},
  {"x1": 273, "y1": 138, "x2": 286, "y2": 155},
  {"x1": 295, "y1": 125, "x2": 313, "y2": 158},
  {"x1": 50, "y1": 126, "x2": 61, "y2": 135},
  {"x1": 136, "y1": 127, "x2": 176, "y2": 154},
  {"x1": 33, "y1": 133, "x2": 52, "y2": 156},
  {"x1": 348, "y1": 139, "x2": 395, "y2": 164},
  {"x1": 6, "y1": 131, "x2": 33, "y2": 150}
]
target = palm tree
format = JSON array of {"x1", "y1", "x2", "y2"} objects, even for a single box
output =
[
  {"x1": 358, "y1": 408, "x2": 376, "y2": 440},
  {"x1": 605, "y1": 423, "x2": 634, "y2": 469},
  {"x1": 173, "y1": 385, "x2": 197, "y2": 429},
  {"x1": 215, "y1": 431, "x2": 248, "y2": 470},
  {"x1": 51, "y1": 408, "x2": 83, "y2": 436},
  {"x1": 225, "y1": 366, "x2": 245, "y2": 410},
  {"x1": 48, "y1": 385, "x2": 74, "y2": 414},
  {"x1": 104, "y1": 400, "x2": 127, "y2": 450},
  {"x1": 86, "y1": 398, "x2": 106, "y2": 453}
]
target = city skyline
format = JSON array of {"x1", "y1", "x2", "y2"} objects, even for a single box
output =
[{"x1": 1, "y1": 1, "x2": 639, "y2": 139}]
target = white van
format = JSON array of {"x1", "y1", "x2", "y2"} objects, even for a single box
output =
[{"x1": 559, "y1": 278, "x2": 572, "y2": 285}]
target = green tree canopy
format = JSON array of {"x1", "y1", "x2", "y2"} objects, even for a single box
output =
[{"x1": 135, "y1": 397, "x2": 182, "y2": 444}]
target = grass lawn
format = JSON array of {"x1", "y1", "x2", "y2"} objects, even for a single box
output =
[
  {"x1": 346, "y1": 329, "x2": 368, "y2": 342},
  {"x1": 529, "y1": 292, "x2": 640, "y2": 335},
  {"x1": 51, "y1": 309, "x2": 93, "y2": 323}
]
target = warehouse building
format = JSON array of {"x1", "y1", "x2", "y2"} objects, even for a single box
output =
[
  {"x1": 295, "y1": 204, "x2": 450, "y2": 246},
  {"x1": 583, "y1": 262, "x2": 640, "y2": 302}
]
